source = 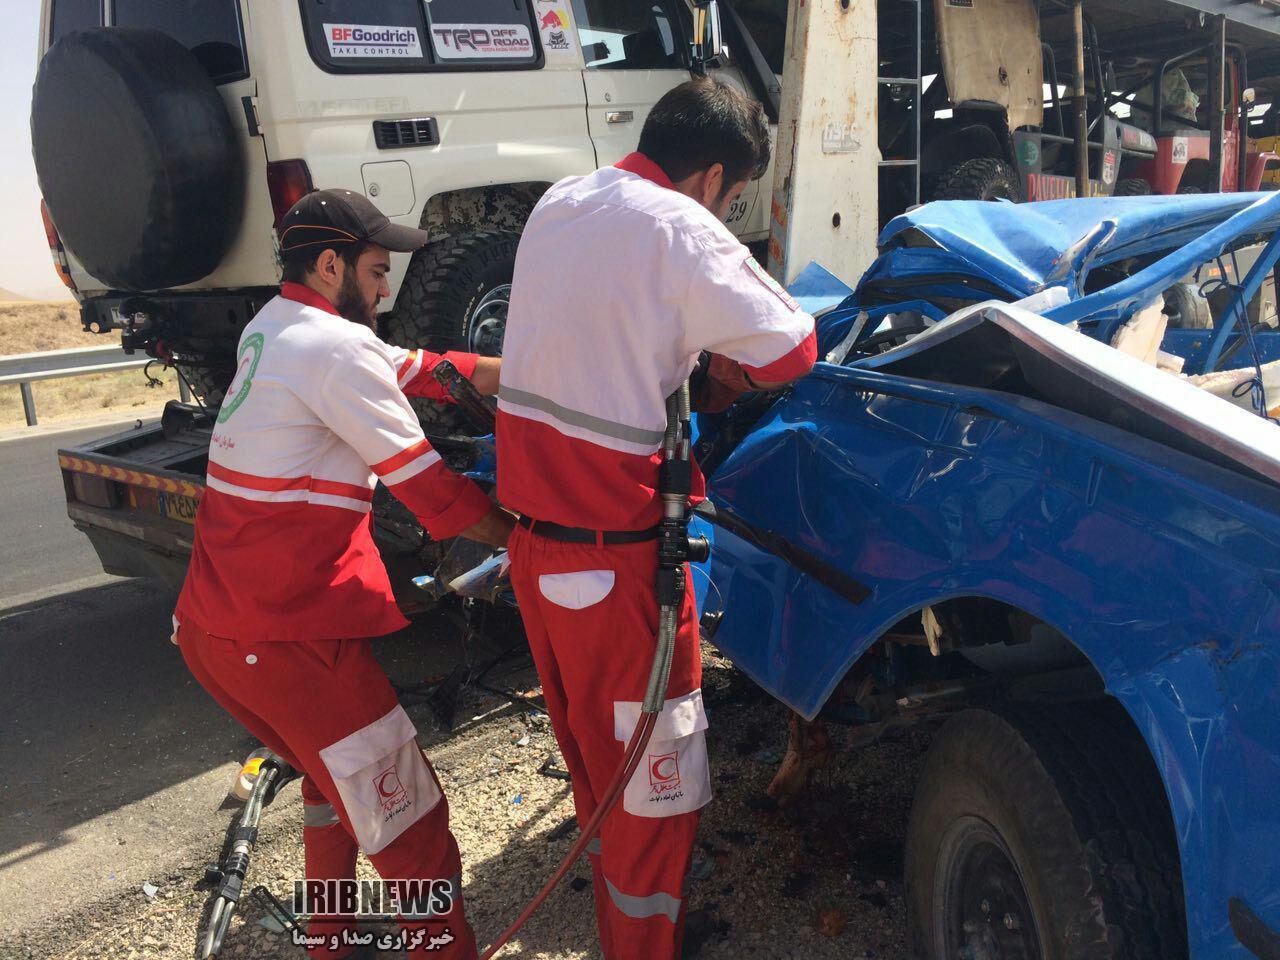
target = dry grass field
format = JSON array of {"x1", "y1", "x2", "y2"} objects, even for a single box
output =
[{"x1": 0, "y1": 300, "x2": 180, "y2": 428}]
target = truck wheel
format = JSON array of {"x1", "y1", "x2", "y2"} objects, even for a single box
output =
[
  {"x1": 1162, "y1": 282, "x2": 1213, "y2": 330},
  {"x1": 904, "y1": 702, "x2": 1186, "y2": 960},
  {"x1": 177, "y1": 364, "x2": 228, "y2": 408},
  {"x1": 385, "y1": 231, "x2": 519, "y2": 431},
  {"x1": 932, "y1": 158, "x2": 1023, "y2": 202},
  {"x1": 387, "y1": 231, "x2": 520, "y2": 355},
  {"x1": 1115, "y1": 178, "x2": 1153, "y2": 196}
]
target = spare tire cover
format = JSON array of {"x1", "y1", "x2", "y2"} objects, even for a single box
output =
[{"x1": 31, "y1": 28, "x2": 244, "y2": 291}]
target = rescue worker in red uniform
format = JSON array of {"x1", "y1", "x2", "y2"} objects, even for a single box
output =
[
  {"x1": 496, "y1": 80, "x2": 818, "y2": 958},
  {"x1": 174, "y1": 189, "x2": 514, "y2": 959}
]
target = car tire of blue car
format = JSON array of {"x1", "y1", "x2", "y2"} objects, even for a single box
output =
[{"x1": 903, "y1": 702, "x2": 1187, "y2": 960}]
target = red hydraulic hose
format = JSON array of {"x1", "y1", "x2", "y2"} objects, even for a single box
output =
[{"x1": 479, "y1": 712, "x2": 659, "y2": 959}]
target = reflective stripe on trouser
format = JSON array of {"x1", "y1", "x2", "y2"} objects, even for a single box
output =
[
  {"x1": 177, "y1": 621, "x2": 478, "y2": 960},
  {"x1": 509, "y1": 524, "x2": 708, "y2": 960},
  {"x1": 303, "y1": 777, "x2": 359, "y2": 948}
]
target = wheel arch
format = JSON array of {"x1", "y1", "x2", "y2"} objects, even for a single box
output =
[
  {"x1": 417, "y1": 182, "x2": 551, "y2": 244},
  {"x1": 804, "y1": 578, "x2": 1245, "y2": 957}
]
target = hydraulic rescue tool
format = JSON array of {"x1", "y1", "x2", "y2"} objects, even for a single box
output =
[
  {"x1": 432, "y1": 359, "x2": 497, "y2": 433},
  {"x1": 479, "y1": 383, "x2": 707, "y2": 959},
  {"x1": 199, "y1": 752, "x2": 296, "y2": 958}
]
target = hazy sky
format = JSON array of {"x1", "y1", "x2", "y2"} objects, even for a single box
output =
[{"x1": 0, "y1": 4, "x2": 66, "y2": 300}]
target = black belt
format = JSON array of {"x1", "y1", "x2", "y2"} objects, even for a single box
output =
[{"x1": 518, "y1": 515, "x2": 659, "y2": 545}]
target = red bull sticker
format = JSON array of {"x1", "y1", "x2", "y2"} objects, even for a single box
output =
[
  {"x1": 324, "y1": 24, "x2": 423, "y2": 59},
  {"x1": 535, "y1": 6, "x2": 573, "y2": 52}
]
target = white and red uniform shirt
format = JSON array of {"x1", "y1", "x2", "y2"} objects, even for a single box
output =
[
  {"x1": 176, "y1": 282, "x2": 491, "y2": 641},
  {"x1": 497, "y1": 153, "x2": 816, "y2": 530}
]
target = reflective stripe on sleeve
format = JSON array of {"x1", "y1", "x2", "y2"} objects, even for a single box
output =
[
  {"x1": 397, "y1": 350, "x2": 424, "y2": 388},
  {"x1": 370, "y1": 439, "x2": 443, "y2": 485}
]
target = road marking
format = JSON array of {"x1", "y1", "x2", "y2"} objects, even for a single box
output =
[{"x1": 0, "y1": 573, "x2": 127, "y2": 614}]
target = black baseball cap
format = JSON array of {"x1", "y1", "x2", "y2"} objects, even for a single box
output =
[{"x1": 278, "y1": 188, "x2": 427, "y2": 260}]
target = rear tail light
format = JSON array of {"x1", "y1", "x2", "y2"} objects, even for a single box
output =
[
  {"x1": 266, "y1": 159, "x2": 314, "y2": 227},
  {"x1": 40, "y1": 198, "x2": 76, "y2": 292}
]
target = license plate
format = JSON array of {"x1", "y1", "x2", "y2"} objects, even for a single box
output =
[{"x1": 157, "y1": 491, "x2": 199, "y2": 525}]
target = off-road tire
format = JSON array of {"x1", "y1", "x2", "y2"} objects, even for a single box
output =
[
  {"x1": 905, "y1": 702, "x2": 1187, "y2": 960},
  {"x1": 1115, "y1": 178, "x2": 1153, "y2": 196},
  {"x1": 932, "y1": 158, "x2": 1023, "y2": 202},
  {"x1": 386, "y1": 231, "x2": 519, "y2": 431},
  {"x1": 387, "y1": 231, "x2": 521, "y2": 354},
  {"x1": 1163, "y1": 282, "x2": 1213, "y2": 330},
  {"x1": 177, "y1": 363, "x2": 228, "y2": 408}
]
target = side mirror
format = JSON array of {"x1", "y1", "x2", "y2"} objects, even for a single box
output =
[{"x1": 690, "y1": 0, "x2": 724, "y2": 72}]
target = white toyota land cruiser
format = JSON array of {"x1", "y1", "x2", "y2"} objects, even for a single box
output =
[{"x1": 32, "y1": 0, "x2": 785, "y2": 404}]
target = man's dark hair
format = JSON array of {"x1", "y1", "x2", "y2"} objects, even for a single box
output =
[
  {"x1": 638, "y1": 78, "x2": 770, "y2": 188},
  {"x1": 279, "y1": 240, "x2": 369, "y2": 284}
]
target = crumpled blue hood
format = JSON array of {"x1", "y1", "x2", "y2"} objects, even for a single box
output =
[{"x1": 860, "y1": 193, "x2": 1280, "y2": 303}]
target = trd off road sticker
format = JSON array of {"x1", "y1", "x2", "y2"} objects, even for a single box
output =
[
  {"x1": 324, "y1": 24, "x2": 423, "y2": 58},
  {"x1": 430, "y1": 23, "x2": 535, "y2": 59}
]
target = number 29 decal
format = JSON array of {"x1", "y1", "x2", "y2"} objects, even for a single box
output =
[{"x1": 726, "y1": 197, "x2": 751, "y2": 225}]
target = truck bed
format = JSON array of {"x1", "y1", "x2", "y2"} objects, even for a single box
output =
[{"x1": 57, "y1": 404, "x2": 211, "y2": 588}]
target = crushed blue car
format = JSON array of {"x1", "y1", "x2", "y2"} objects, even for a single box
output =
[{"x1": 696, "y1": 193, "x2": 1280, "y2": 960}]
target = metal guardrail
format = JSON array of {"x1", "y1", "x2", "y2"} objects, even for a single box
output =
[{"x1": 0, "y1": 345, "x2": 189, "y2": 427}]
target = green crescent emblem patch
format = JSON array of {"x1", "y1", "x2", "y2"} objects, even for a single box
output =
[{"x1": 216, "y1": 332, "x2": 265, "y2": 424}]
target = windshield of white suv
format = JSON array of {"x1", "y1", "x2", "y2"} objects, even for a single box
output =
[
  {"x1": 49, "y1": 0, "x2": 249, "y2": 84},
  {"x1": 49, "y1": 0, "x2": 99, "y2": 44},
  {"x1": 111, "y1": 0, "x2": 247, "y2": 83}
]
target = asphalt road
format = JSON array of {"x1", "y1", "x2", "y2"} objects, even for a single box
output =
[
  {"x1": 0, "y1": 420, "x2": 250, "y2": 944},
  {"x1": 0, "y1": 423, "x2": 125, "y2": 603}
]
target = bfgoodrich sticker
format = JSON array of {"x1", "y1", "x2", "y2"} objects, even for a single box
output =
[
  {"x1": 325, "y1": 23, "x2": 423, "y2": 58},
  {"x1": 430, "y1": 23, "x2": 534, "y2": 59}
]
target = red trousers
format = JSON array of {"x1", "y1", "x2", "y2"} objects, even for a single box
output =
[
  {"x1": 508, "y1": 524, "x2": 710, "y2": 960},
  {"x1": 178, "y1": 621, "x2": 477, "y2": 959}
]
